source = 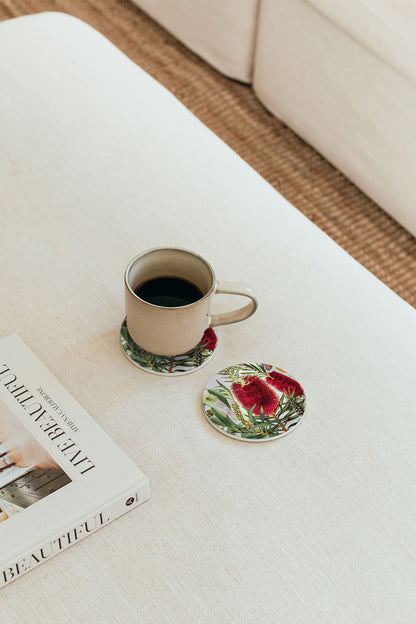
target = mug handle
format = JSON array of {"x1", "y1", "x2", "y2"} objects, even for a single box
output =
[{"x1": 210, "y1": 281, "x2": 258, "y2": 327}]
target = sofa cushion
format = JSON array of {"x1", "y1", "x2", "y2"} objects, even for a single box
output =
[
  {"x1": 253, "y1": 0, "x2": 416, "y2": 236},
  {"x1": 130, "y1": 0, "x2": 260, "y2": 82},
  {"x1": 307, "y1": 0, "x2": 416, "y2": 84}
]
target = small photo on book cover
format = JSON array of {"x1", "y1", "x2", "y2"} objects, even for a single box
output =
[{"x1": 0, "y1": 397, "x2": 71, "y2": 523}]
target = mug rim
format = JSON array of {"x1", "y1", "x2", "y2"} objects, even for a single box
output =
[{"x1": 124, "y1": 246, "x2": 216, "y2": 310}]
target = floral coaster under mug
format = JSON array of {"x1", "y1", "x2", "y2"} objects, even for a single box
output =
[
  {"x1": 202, "y1": 363, "x2": 306, "y2": 442},
  {"x1": 120, "y1": 318, "x2": 218, "y2": 375}
]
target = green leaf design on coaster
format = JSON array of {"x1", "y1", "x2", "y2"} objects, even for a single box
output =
[
  {"x1": 202, "y1": 363, "x2": 306, "y2": 442},
  {"x1": 120, "y1": 319, "x2": 218, "y2": 375}
]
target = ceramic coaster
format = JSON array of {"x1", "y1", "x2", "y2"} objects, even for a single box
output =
[
  {"x1": 120, "y1": 318, "x2": 218, "y2": 376},
  {"x1": 202, "y1": 363, "x2": 306, "y2": 442}
]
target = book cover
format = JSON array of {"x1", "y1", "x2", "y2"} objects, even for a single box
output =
[{"x1": 0, "y1": 334, "x2": 150, "y2": 588}]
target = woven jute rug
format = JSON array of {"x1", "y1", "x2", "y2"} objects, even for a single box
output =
[{"x1": 2, "y1": 0, "x2": 416, "y2": 307}]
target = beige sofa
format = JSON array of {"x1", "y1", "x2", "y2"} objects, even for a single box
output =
[{"x1": 131, "y1": 0, "x2": 416, "y2": 238}]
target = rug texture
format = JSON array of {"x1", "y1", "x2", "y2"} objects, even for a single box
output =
[{"x1": 1, "y1": 0, "x2": 415, "y2": 307}]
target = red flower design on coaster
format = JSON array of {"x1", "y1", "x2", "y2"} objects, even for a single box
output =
[
  {"x1": 266, "y1": 371, "x2": 304, "y2": 397},
  {"x1": 231, "y1": 376, "x2": 279, "y2": 416},
  {"x1": 200, "y1": 328, "x2": 218, "y2": 351},
  {"x1": 203, "y1": 363, "x2": 306, "y2": 442}
]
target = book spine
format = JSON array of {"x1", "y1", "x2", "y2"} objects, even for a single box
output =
[{"x1": 0, "y1": 477, "x2": 150, "y2": 589}]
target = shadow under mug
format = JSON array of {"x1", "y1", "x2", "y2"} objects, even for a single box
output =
[{"x1": 124, "y1": 247, "x2": 258, "y2": 356}]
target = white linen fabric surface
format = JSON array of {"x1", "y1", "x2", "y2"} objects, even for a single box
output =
[
  {"x1": 130, "y1": 0, "x2": 260, "y2": 82},
  {"x1": 0, "y1": 12, "x2": 415, "y2": 624},
  {"x1": 253, "y1": 0, "x2": 416, "y2": 237}
]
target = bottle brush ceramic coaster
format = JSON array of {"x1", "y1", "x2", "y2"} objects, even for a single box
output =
[
  {"x1": 120, "y1": 318, "x2": 218, "y2": 376},
  {"x1": 202, "y1": 363, "x2": 306, "y2": 442}
]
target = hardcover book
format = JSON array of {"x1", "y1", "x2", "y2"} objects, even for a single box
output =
[{"x1": 0, "y1": 334, "x2": 150, "y2": 588}]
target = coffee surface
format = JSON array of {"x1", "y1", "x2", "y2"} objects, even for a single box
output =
[{"x1": 135, "y1": 276, "x2": 203, "y2": 307}]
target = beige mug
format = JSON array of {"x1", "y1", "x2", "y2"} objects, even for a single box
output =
[{"x1": 124, "y1": 247, "x2": 257, "y2": 355}]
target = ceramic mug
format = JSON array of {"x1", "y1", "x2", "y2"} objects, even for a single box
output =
[{"x1": 124, "y1": 247, "x2": 257, "y2": 355}]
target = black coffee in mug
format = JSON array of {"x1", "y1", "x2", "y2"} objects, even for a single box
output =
[{"x1": 134, "y1": 276, "x2": 204, "y2": 308}]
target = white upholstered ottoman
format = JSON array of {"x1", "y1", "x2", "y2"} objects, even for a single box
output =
[{"x1": 1, "y1": 12, "x2": 415, "y2": 624}]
